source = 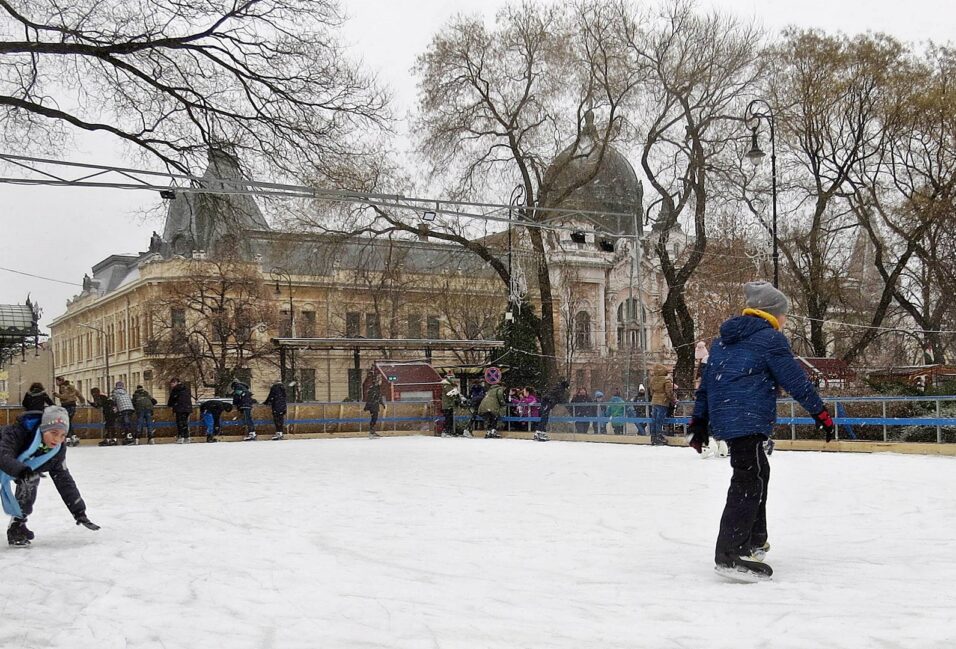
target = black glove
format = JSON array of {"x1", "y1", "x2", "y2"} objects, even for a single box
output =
[
  {"x1": 685, "y1": 417, "x2": 709, "y2": 453},
  {"x1": 16, "y1": 467, "x2": 36, "y2": 483},
  {"x1": 813, "y1": 409, "x2": 835, "y2": 443},
  {"x1": 75, "y1": 513, "x2": 101, "y2": 531}
]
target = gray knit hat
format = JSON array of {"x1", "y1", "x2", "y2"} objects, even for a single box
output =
[
  {"x1": 39, "y1": 406, "x2": 70, "y2": 434},
  {"x1": 744, "y1": 281, "x2": 789, "y2": 316}
]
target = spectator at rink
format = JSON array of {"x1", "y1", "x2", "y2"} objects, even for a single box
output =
[
  {"x1": 569, "y1": 387, "x2": 592, "y2": 435},
  {"x1": 264, "y1": 380, "x2": 288, "y2": 440},
  {"x1": 133, "y1": 385, "x2": 157, "y2": 444}
]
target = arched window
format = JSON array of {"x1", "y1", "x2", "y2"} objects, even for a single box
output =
[
  {"x1": 616, "y1": 299, "x2": 648, "y2": 350},
  {"x1": 574, "y1": 311, "x2": 592, "y2": 350}
]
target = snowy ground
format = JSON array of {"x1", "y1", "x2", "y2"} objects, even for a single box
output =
[{"x1": 5, "y1": 436, "x2": 956, "y2": 649}]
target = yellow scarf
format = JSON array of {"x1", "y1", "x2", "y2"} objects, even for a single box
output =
[{"x1": 742, "y1": 308, "x2": 780, "y2": 331}]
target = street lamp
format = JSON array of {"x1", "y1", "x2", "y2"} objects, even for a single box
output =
[
  {"x1": 508, "y1": 184, "x2": 525, "y2": 305},
  {"x1": 79, "y1": 322, "x2": 109, "y2": 389},
  {"x1": 744, "y1": 99, "x2": 779, "y2": 288},
  {"x1": 271, "y1": 267, "x2": 297, "y2": 401}
]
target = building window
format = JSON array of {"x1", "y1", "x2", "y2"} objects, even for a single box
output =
[
  {"x1": 616, "y1": 299, "x2": 648, "y2": 350},
  {"x1": 279, "y1": 310, "x2": 293, "y2": 338},
  {"x1": 426, "y1": 315, "x2": 441, "y2": 340},
  {"x1": 171, "y1": 308, "x2": 186, "y2": 344},
  {"x1": 299, "y1": 368, "x2": 316, "y2": 401},
  {"x1": 407, "y1": 313, "x2": 423, "y2": 339},
  {"x1": 301, "y1": 311, "x2": 316, "y2": 338},
  {"x1": 574, "y1": 311, "x2": 592, "y2": 350},
  {"x1": 345, "y1": 312, "x2": 361, "y2": 338},
  {"x1": 366, "y1": 313, "x2": 381, "y2": 339}
]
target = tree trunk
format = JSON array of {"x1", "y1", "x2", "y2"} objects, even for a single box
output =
[{"x1": 528, "y1": 227, "x2": 559, "y2": 384}]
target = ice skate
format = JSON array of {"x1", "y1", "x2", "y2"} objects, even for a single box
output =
[
  {"x1": 184, "y1": 437, "x2": 191, "y2": 444},
  {"x1": 242, "y1": 432, "x2": 257, "y2": 441},
  {"x1": 533, "y1": 431, "x2": 550, "y2": 442},
  {"x1": 484, "y1": 429, "x2": 500, "y2": 439},
  {"x1": 717, "y1": 440, "x2": 729, "y2": 457},
  {"x1": 440, "y1": 431, "x2": 453, "y2": 438},
  {"x1": 368, "y1": 430, "x2": 381, "y2": 439},
  {"x1": 122, "y1": 434, "x2": 135, "y2": 446},
  {"x1": 271, "y1": 432, "x2": 284, "y2": 440},
  {"x1": 747, "y1": 541, "x2": 771, "y2": 562},
  {"x1": 7, "y1": 520, "x2": 32, "y2": 547},
  {"x1": 98, "y1": 438, "x2": 112, "y2": 447},
  {"x1": 147, "y1": 436, "x2": 157, "y2": 445},
  {"x1": 715, "y1": 555, "x2": 773, "y2": 583},
  {"x1": 176, "y1": 437, "x2": 185, "y2": 445},
  {"x1": 462, "y1": 429, "x2": 473, "y2": 438},
  {"x1": 206, "y1": 435, "x2": 218, "y2": 443},
  {"x1": 67, "y1": 435, "x2": 80, "y2": 447}
]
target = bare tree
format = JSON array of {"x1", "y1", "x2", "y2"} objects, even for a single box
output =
[
  {"x1": 148, "y1": 255, "x2": 277, "y2": 395},
  {"x1": 619, "y1": 0, "x2": 763, "y2": 386},
  {"x1": 0, "y1": 0, "x2": 387, "y2": 178}
]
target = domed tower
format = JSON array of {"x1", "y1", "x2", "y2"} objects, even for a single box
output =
[{"x1": 541, "y1": 111, "x2": 643, "y2": 236}]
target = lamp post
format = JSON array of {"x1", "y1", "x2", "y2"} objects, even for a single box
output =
[
  {"x1": 271, "y1": 267, "x2": 297, "y2": 401},
  {"x1": 508, "y1": 184, "x2": 525, "y2": 306},
  {"x1": 744, "y1": 99, "x2": 779, "y2": 288},
  {"x1": 79, "y1": 322, "x2": 109, "y2": 389}
]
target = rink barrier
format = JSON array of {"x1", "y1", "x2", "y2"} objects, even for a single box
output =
[{"x1": 2, "y1": 395, "x2": 955, "y2": 452}]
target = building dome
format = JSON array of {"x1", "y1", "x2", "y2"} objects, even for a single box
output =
[{"x1": 542, "y1": 113, "x2": 643, "y2": 236}]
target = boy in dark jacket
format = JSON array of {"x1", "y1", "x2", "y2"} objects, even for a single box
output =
[
  {"x1": 533, "y1": 378, "x2": 570, "y2": 442},
  {"x1": 89, "y1": 387, "x2": 118, "y2": 446},
  {"x1": 199, "y1": 399, "x2": 231, "y2": 442},
  {"x1": 363, "y1": 377, "x2": 386, "y2": 439},
  {"x1": 231, "y1": 380, "x2": 257, "y2": 441},
  {"x1": 1, "y1": 406, "x2": 100, "y2": 546},
  {"x1": 687, "y1": 281, "x2": 834, "y2": 581},
  {"x1": 167, "y1": 378, "x2": 193, "y2": 443},
  {"x1": 132, "y1": 386, "x2": 157, "y2": 444},
  {"x1": 263, "y1": 380, "x2": 288, "y2": 441}
]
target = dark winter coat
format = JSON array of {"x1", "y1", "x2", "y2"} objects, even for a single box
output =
[
  {"x1": 541, "y1": 381, "x2": 570, "y2": 409},
  {"x1": 0, "y1": 412, "x2": 86, "y2": 517},
  {"x1": 364, "y1": 384, "x2": 384, "y2": 412},
  {"x1": 264, "y1": 383, "x2": 288, "y2": 414},
  {"x1": 22, "y1": 389, "x2": 54, "y2": 411},
  {"x1": 231, "y1": 382, "x2": 254, "y2": 410},
  {"x1": 132, "y1": 388, "x2": 157, "y2": 413},
  {"x1": 570, "y1": 393, "x2": 596, "y2": 418},
  {"x1": 90, "y1": 393, "x2": 117, "y2": 422},
  {"x1": 167, "y1": 384, "x2": 193, "y2": 414},
  {"x1": 692, "y1": 312, "x2": 825, "y2": 441}
]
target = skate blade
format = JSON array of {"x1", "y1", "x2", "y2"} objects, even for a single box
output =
[{"x1": 714, "y1": 565, "x2": 772, "y2": 583}]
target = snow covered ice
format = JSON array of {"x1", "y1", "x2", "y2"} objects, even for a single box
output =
[{"x1": 6, "y1": 436, "x2": 956, "y2": 648}]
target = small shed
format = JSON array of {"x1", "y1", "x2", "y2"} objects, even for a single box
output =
[
  {"x1": 364, "y1": 361, "x2": 443, "y2": 403},
  {"x1": 797, "y1": 357, "x2": 855, "y2": 388}
]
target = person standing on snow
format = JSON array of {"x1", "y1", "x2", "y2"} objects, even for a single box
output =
[
  {"x1": 111, "y1": 381, "x2": 136, "y2": 445},
  {"x1": 363, "y1": 375, "x2": 385, "y2": 439},
  {"x1": 532, "y1": 378, "x2": 570, "y2": 442},
  {"x1": 1, "y1": 406, "x2": 100, "y2": 546},
  {"x1": 89, "y1": 387, "x2": 118, "y2": 446},
  {"x1": 263, "y1": 380, "x2": 288, "y2": 441},
  {"x1": 54, "y1": 377, "x2": 85, "y2": 447},
  {"x1": 686, "y1": 281, "x2": 834, "y2": 581},
  {"x1": 167, "y1": 378, "x2": 193, "y2": 444},
  {"x1": 230, "y1": 380, "x2": 257, "y2": 441},
  {"x1": 648, "y1": 365, "x2": 674, "y2": 445},
  {"x1": 132, "y1": 385, "x2": 157, "y2": 444}
]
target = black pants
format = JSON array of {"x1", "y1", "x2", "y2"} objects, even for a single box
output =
[
  {"x1": 175, "y1": 411, "x2": 191, "y2": 439},
  {"x1": 273, "y1": 411, "x2": 285, "y2": 433},
  {"x1": 64, "y1": 404, "x2": 77, "y2": 435},
  {"x1": 368, "y1": 407, "x2": 380, "y2": 432},
  {"x1": 715, "y1": 434, "x2": 770, "y2": 562},
  {"x1": 442, "y1": 408, "x2": 455, "y2": 435},
  {"x1": 534, "y1": 403, "x2": 555, "y2": 432},
  {"x1": 14, "y1": 473, "x2": 41, "y2": 519}
]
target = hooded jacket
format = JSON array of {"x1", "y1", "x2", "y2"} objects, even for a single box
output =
[
  {"x1": 0, "y1": 412, "x2": 86, "y2": 518},
  {"x1": 649, "y1": 368, "x2": 674, "y2": 407},
  {"x1": 692, "y1": 312, "x2": 825, "y2": 440},
  {"x1": 55, "y1": 382, "x2": 85, "y2": 406},
  {"x1": 264, "y1": 383, "x2": 288, "y2": 414},
  {"x1": 167, "y1": 383, "x2": 193, "y2": 414},
  {"x1": 22, "y1": 388, "x2": 54, "y2": 411},
  {"x1": 133, "y1": 388, "x2": 157, "y2": 412},
  {"x1": 231, "y1": 382, "x2": 254, "y2": 410},
  {"x1": 478, "y1": 385, "x2": 508, "y2": 417}
]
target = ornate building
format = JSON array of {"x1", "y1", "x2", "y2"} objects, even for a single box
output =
[{"x1": 50, "y1": 143, "x2": 672, "y2": 402}]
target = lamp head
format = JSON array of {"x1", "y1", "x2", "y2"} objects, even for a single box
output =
[{"x1": 745, "y1": 127, "x2": 766, "y2": 166}]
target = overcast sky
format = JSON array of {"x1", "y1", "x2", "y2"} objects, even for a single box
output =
[{"x1": 1, "y1": 0, "x2": 953, "y2": 331}]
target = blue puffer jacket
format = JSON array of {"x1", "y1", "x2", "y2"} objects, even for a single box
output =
[{"x1": 692, "y1": 312, "x2": 824, "y2": 440}]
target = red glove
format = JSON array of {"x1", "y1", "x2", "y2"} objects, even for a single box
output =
[{"x1": 813, "y1": 409, "x2": 835, "y2": 442}]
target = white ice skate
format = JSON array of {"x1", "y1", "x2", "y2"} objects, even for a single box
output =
[
  {"x1": 462, "y1": 429, "x2": 473, "y2": 438},
  {"x1": 271, "y1": 432, "x2": 284, "y2": 441},
  {"x1": 717, "y1": 440, "x2": 729, "y2": 457},
  {"x1": 242, "y1": 432, "x2": 257, "y2": 441},
  {"x1": 533, "y1": 431, "x2": 550, "y2": 442}
]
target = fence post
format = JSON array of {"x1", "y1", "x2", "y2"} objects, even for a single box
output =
[
  {"x1": 790, "y1": 401, "x2": 796, "y2": 440},
  {"x1": 833, "y1": 399, "x2": 839, "y2": 441},
  {"x1": 937, "y1": 399, "x2": 942, "y2": 444},
  {"x1": 882, "y1": 400, "x2": 887, "y2": 442}
]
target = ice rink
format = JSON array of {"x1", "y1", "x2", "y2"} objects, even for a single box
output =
[{"x1": 5, "y1": 436, "x2": 955, "y2": 649}]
